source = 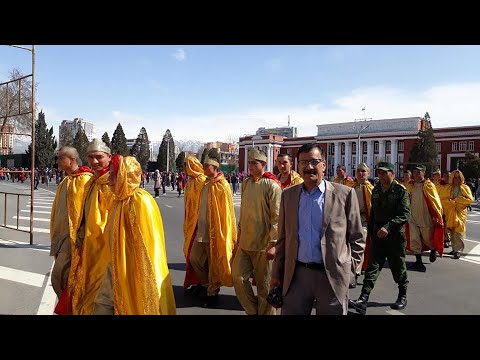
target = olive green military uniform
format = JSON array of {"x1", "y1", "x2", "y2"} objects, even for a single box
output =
[{"x1": 362, "y1": 180, "x2": 411, "y2": 295}]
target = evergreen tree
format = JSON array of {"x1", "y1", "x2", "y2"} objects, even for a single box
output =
[
  {"x1": 175, "y1": 151, "x2": 186, "y2": 172},
  {"x1": 101, "y1": 132, "x2": 111, "y2": 149},
  {"x1": 111, "y1": 123, "x2": 128, "y2": 155},
  {"x1": 157, "y1": 129, "x2": 175, "y2": 172},
  {"x1": 25, "y1": 110, "x2": 57, "y2": 169},
  {"x1": 200, "y1": 148, "x2": 208, "y2": 164},
  {"x1": 460, "y1": 152, "x2": 480, "y2": 179},
  {"x1": 408, "y1": 112, "x2": 438, "y2": 177},
  {"x1": 131, "y1": 127, "x2": 150, "y2": 170},
  {"x1": 72, "y1": 126, "x2": 89, "y2": 165}
]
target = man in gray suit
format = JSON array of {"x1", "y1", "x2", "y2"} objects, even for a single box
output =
[{"x1": 270, "y1": 143, "x2": 365, "y2": 315}]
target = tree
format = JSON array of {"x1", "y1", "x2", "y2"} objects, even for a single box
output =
[
  {"x1": 72, "y1": 126, "x2": 89, "y2": 165},
  {"x1": 460, "y1": 152, "x2": 480, "y2": 179},
  {"x1": 25, "y1": 110, "x2": 57, "y2": 169},
  {"x1": 156, "y1": 129, "x2": 175, "y2": 172},
  {"x1": 228, "y1": 159, "x2": 238, "y2": 173},
  {"x1": 130, "y1": 127, "x2": 150, "y2": 170},
  {"x1": 200, "y1": 148, "x2": 208, "y2": 164},
  {"x1": 111, "y1": 123, "x2": 128, "y2": 155},
  {"x1": 101, "y1": 132, "x2": 111, "y2": 149},
  {"x1": 176, "y1": 151, "x2": 186, "y2": 172},
  {"x1": 0, "y1": 68, "x2": 37, "y2": 134},
  {"x1": 408, "y1": 112, "x2": 438, "y2": 177}
]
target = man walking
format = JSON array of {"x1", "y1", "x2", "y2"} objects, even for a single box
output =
[
  {"x1": 349, "y1": 162, "x2": 411, "y2": 315},
  {"x1": 50, "y1": 146, "x2": 92, "y2": 304},
  {"x1": 271, "y1": 143, "x2": 364, "y2": 315},
  {"x1": 232, "y1": 148, "x2": 282, "y2": 315}
]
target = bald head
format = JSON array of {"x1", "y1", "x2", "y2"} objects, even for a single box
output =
[{"x1": 57, "y1": 146, "x2": 80, "y2": 174}]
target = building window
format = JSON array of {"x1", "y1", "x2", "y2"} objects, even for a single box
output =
[
  {"x1": 469, "y1": 141, "x2": 474, "y2": 151},
  {"x1": 374, "y1": 142, "x2": 379, "y2": 153},
  {"x1": 363, "y1": 142, "x2": 367, "y2": 153},
  {"x1": 352, "y1": 155, "x2": 356, "y2": 165},
  {"x1": 452, "y1": 142, "x2": 458, "y2": 151},
  {"x1": 398, "y1": 153, "x2": 404, "y2": 164},
  {"x1": 459, "y1": 142, "x2": 467, "y2": 151},
  {"x1": 328, "y1": 143, "x2": 335, "y2": 155},
  {"x1": 386, "y1": 154, "x2": 391, "y2": 163},
  {"x1": 352, "y1": 143, "x2": 356, "y2": 153},
  {"x1": 398, "y1": 141, "x2": 404, "y2": 152},
  {"x1": 341, "y1": 143, "x2": 345, "y2": 154},
  {"x1": 341, "y1": 155, "x2": 345, "y2": 165},
  {"x1": 436, "y1": 143, "x2": 441, "y2": 152}
]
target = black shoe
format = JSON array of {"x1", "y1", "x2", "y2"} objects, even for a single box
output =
[
  {"x1": 408, "y1": 261, "x2": 426, "y2": 272},
  {"x1": 429, "y1": 249, "x2": 437, "y2": 263},
  {"x1": 391, "y1": 294, "x2": 407, "y2": 310},
  {"x1": 348, "y1": 293, "x2": 369, "y2": 315},
  {"x1": 448, "y1": 250, "x2": 456, "y2": 255},
  {"x1": 452, "y1": 251, "x2": 461, "y2": 259},
  {"x1": 349, "y1": 275, "x2": 358, "y2": 289},
  {"x1": 202, "y1": 294, "x2": 219, "y2": 308}
]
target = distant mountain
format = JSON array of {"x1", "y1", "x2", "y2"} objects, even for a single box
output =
[{"x1": 174, "y1": 139, "x2": 204, "y2": 153}]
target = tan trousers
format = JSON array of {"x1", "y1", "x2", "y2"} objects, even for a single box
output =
[
  {"x1": 352, "y1": 226, "x2": 368, "y2": 276},
  {"x1": 232, "y1": 248, "x2": 275, "y2": 315},
  {"x1": 189, "y1": 241, "x2": 219, "y2": 296},
  {"x1": 408, "y1": 223, "x2": 434, "y2": 254},
  {"x1": 51, "y1": 239, "x2": 71, "y2": 298},
  {"x1": 447, "y1": 230, "x2": 465, "y2": 252}
]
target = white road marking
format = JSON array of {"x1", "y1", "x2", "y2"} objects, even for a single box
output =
[
  {"x1": 16, "y1": 225, "x2": 49, "y2": 233},
  {"x1": 13, "y1": 216, "x2": 50, "y2": 222},
  {"x1": 27, "y1": 205, "x2": 52, "y2": 209},
  {"x1": 20, "y1": 209, "x2": 51, "y2": 214},
  {"x1": 385, "y1": 309, "x2": 405, "y2": 315},
  {"x1": 27, "y1": 200, "x2": 53, "y2": 204},
  {"x1": 0, "y1": 265, "x2": 45, "y2": 287},
  {"x1": 0, "y1": 238, "x2": 50, "y2": 252},
  {"x1": 37, "y1": 261, "x2": 56, "y2": 315},
  {"x1": 164, "y1": 205, "x2": 173, "y2": 208},
  {"x1": 465, "y1": 238, "x2": 480, "y2": 244},
  {"x1": 462, "y1": 243, "x2": 480, "y2": 264}
]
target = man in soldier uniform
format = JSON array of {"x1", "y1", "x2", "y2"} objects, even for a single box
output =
[{"x1": 349, "y1": 162, "x2": 411, "y2": 315}]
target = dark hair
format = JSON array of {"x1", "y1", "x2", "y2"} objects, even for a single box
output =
[
  {"x1": 277, "y1": 153, "x2": 292, "y2": 161},
  {"x1": 297, "y1": 143, "x2": 324, "y2": 160},
  {"x1": 336, "y1": 165, "x2": 346, "y2": 171}
]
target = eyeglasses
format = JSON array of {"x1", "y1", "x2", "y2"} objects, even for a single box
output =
[{"x1": 298, "y1": 159, "x2": 324, "y2": 166}]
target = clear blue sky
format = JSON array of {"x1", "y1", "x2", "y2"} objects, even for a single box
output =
[{"x1": 1, "y1": 45, "x2": 480, "y2": 143}]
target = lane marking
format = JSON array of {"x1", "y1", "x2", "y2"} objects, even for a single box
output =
[
  {"x1": 463, "y1": 243, "x2": 480, "y2": 264},
  {"x1": 13, "y1": 216, "x2": 49, "y2": 222},
  {"x1": 386, "y1": 309, "x2": 405, "y2": 315},
  {"x1": 16, "y1": 225, "x2": 49, "y2": 233},
  {"x1": 26, "y1": 205, "x2": 52, "y2": 209},
  {"x1": 0, "y1": 238, "x2": 50, "y2": 252},
  {"x1": 164, "y1": 205, "x2": 173, "y2": 208},
  {"x1": 0, "y1": 265, "x2": 45, "y2": 287},
  {"x1": 20, "y1": 209, "x2": 51, "y2": 214},
  {"x1": 37, "y1": 260, "x2": 56, "y2": 315}
]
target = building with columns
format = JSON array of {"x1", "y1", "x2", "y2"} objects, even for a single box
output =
[{"x1": 238, "y1": 117, "x2": 480, "y2": 178}]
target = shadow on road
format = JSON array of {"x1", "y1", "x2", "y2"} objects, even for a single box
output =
[
  {"x1": 168, "y1": 262, "x2": 186, "y2": 271},
  {"x1": 172, "y1": 285, "x2": 244, "y2": 311}
]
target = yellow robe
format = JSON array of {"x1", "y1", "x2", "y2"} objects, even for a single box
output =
[
  {"x1": 333, "y1": 176, "x2": 355, "y2": 186},
  {"x1": 348, "y1": 180, "x2": 373, "y2": 221},
  {"x1": 279, "y1": 170, "x2": 304, "y2": 190},
  {"x1": 183, "y1": 156, "x2": 207, "y2": 258},
  {"x1": 108, "y1": 156, "x2": 176, "y2": 314},
  {"x1": 69, "y1": 172, "x2": 113, "y2": 315},
  {"x1": 50, "y1": 169, "x2": 93, "y2": 251},
  {"x1": 443, "y1": 171, "x2": 474, "y2": 234},
  {"x1": 207, "y1": 173, "x2": 238, "y2": 288}
]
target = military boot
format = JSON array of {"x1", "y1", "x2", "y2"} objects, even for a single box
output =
[
  {"x1": 391, "y1": 289, "x2": 407, "y2": 310},
  {"x1": 348, "y1": 292, "x2": 369, "y2": 315}
]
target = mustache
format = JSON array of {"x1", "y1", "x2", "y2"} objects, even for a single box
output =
[{"x1": 303, "y1": 169, "x2": 317, "y2": 175}]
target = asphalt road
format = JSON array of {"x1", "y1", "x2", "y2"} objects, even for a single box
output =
[{"x1": 0, "y1": 179, "x2": 479, "y2": 315}]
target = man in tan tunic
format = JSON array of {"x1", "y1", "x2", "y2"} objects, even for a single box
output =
[
  {"x1": 406, "y1": 165, "x2": 444, "y2": 272},
  {"x1": 232, "y1": 148, "x2": 282, "y2": 315},
  {"x1": 189, "y1": 149, "x2": 237, "y2": 308}
]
